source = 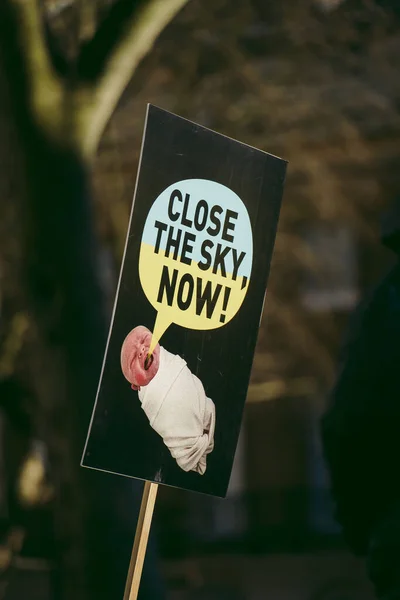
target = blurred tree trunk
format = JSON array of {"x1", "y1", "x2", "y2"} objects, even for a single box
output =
[{"x1": 0, "y1": 0, "x2": 189, "y2": 598}]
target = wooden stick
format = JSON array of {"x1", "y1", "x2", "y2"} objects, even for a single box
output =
[{"x1": 123, "y1": 481, "x2": 159, "y2": 600}]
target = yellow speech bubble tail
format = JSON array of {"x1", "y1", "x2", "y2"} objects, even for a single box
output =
[{"x1": 149, "y1": 312, "x2": 171, "y2": 354}]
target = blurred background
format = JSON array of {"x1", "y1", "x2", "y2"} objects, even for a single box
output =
[{"x1": 0, "y1": 0, "x2": 399, "y2": 598}]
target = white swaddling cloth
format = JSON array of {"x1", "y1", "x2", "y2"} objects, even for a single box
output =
[{"x1": 138, "y1": 347, "x2": 215, "y2": 475}]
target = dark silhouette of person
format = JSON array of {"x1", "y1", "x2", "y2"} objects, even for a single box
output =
[{"x1": 321, "y1": 197, "x2": 400, "y2": 599}]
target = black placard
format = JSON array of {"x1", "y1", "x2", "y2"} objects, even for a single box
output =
[{"x1": 82, "y1": 105, "x2": 287, "y2": 497}]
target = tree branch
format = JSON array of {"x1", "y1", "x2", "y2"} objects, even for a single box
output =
[
  {"x1": 77, "y1": 0, "x2": 97, "y2": 44},
  {"x1": 77, "y1": 0, "x2": 190, "y2": 158},
  {"x1": 11, "y1": 0, "x2": 64, "y2": 137}
]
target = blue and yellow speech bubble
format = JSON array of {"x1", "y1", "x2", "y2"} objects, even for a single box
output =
[{"x1": 139, "y1": 179, "x2": 253, "y2": 353}]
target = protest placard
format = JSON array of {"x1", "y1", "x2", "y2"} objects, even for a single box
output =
[{"x1": 82, "y1": 105, "x2": 287, "y2": 498}]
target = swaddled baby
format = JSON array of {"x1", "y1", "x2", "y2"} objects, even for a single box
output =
[{"x1": 120, "y1": 326, "x2": 215, "y2": 475}]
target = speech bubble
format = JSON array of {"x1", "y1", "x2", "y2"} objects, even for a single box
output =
[{"x1": 139, "y1": 179, "x2": 253, "y2": 354}]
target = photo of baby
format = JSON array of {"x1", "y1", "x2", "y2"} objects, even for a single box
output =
[{"x1": 120, "y1": 326, "x2": 216, "y2": 475}]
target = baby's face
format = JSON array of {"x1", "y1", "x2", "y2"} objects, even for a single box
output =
[{"x1": 120, "y1": 326, "x2": 160, "y2": 390}]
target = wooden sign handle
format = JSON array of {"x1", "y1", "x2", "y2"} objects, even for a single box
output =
[{"x1": 123, "y1": 481, "x2": 159, "y2": 600}]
